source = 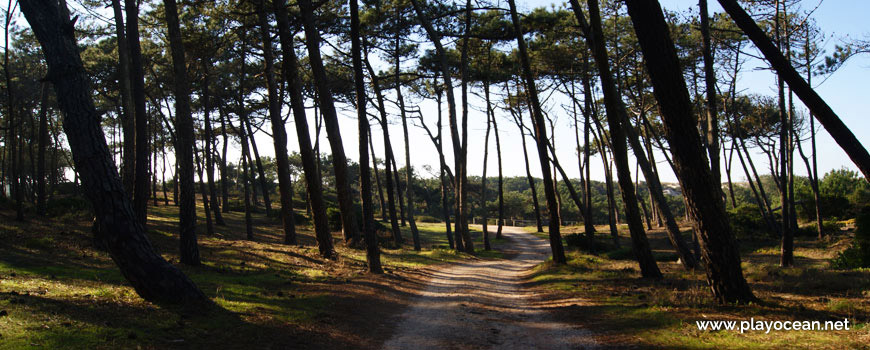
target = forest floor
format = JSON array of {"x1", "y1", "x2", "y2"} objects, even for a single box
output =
[
  {"x1": 527, "y1": 224, "x2": 870, "y2": 349},
  {"x1": 1, "y1": 200, "x2": 869, "y2": 349}
]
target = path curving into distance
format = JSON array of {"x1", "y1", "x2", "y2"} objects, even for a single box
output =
[{"x1": 382, "y1": 226, "x2": 598, "y2": 350}]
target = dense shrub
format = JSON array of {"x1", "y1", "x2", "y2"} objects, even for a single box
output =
[
  {"x1": 327, "y1": 207, "x2": 342, "y2": 231},
  {"x1": 415, "y1": 215, "x2": 441, "y2": 223},
  {"x1": 46, "y1": 196, "x2": 92, "y2": 217},
  {"x1": 564, "y1": 233, "x2": 610, "y2": 253},
  {"x1": 831, "y1": 206, "x2": 870, "y2": 269},
  {"x1": 728, "y1": 204, "x2": 774, "y2": 239}
]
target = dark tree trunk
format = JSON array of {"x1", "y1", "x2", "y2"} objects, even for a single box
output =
[
  {"x1": 299, "y1": 0, "x2": 360, "y2": 244},
  {"x1": 434, "y1": 83, "x2": 455, "y2": 249},
  {"x1": 512, "y1": 108, "x2": 544, "y2": 234},
  {"x1": 110, "y1": 0, "x2": 135, "y2": 195},
  {"x1": 573, "y1": 0, "x2": 661, "y2": 278},
  {"x1": 391, "y1": 155, "x2": 407, "y2": 227},
  {"x1": 350, "y1": 0, "x2": 382, "y2": 272},
  {"x1": 201, "y1": 62, "x2": 225, "y2": 226},
  {"x1": 410, "y1": 0, "x2": 471, "y2": 252},
  {"x1": 219, "y1": 107, "x2": 230, "y2": 213},
  {"x1": 19, "y1": 0, "x2": 205, "y2": 304},
  {"x1": 369, "y1": 128, "x2": 387, "y2": 222},
  {"x1": 36, "y1": 83, "x2": 50, "y2": 216},
  {"x1": 717, "y1": 0, "x2": 870, "y2": 181},
  {"x1": 492, "y1": 99, "x2": 505, "y2": 239},
  {"x1": 625, "y1": 0, "x2": 755, "y2": 303},
  {"x1": 591, "y1": 116, "x2": 619, "y2": 247},
  {"x1": 164, "y1": 0, "x2": 200, "y2": 266},
  {"x1": 243, "y1": 117, "x2": 271, "y2": 215},
  {"x1": 194, "y1": 142, "x2": 214, "y2": 236},
  {"x1": 700, "y1": 0, "x2": 721, "y2": 188},
  {"x1": 274, "y1": 1, "x2": 334, "y2": 258},
  {"x1": 394, "y1": 25, "x2": 421, "y2": 250},
  {"x1": 363, "y1": 51, "x2": 403, "y2": 245},
  {"x1": 482, "y1": 89, "x2": 493, "y2": 251},
  {"x1": 125, "y1": 0, "x2": 150, "y2": 226},
  {"x1": 507, "y1": 0, "x2": 566, "y2": 264},
  {"x1": 257, "y1": 0, "x2": 295, "y2": 245}
]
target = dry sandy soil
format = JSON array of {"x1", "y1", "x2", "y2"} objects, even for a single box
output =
[{"x1": 381, "y1": 226, "x2": 598, "y2": 350}]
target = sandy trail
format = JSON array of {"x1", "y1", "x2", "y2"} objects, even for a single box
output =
[{"x1": 382, "y1": 226, "x2": 597, "y2": 350}]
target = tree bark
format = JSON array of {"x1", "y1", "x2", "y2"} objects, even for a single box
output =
[
  {"x1": 201, "y1": 61, "x2": 225, "y2": 225},
  {"x1": 625, "y1": 0, "x2": 755, "y2": 303},
  {"x1": 19, "y1": 0, "x2": 205, "y2": 304},
  {"x1": 573, "y1": 0, "x2": 661, "y2": 278},
  {"x1": 125, "y1": 0, "x2": 149, "y2": 226},
  {"x1": 257, "y1": 0, "x2": 296, "y2": 245},
  {"x1": 274, "y1": 0, "x2": 334, "y2": 258},
  {"x1": 507, "y1": 0, "x2": 566, "y2": 264},
  {"x1": 164, "y1": 0, "x2": 200, "y2": 266},
  {"x1": 350, "y1": 0, "x2": 382, "y2": 272},
  {"x1": 299, "y1": 0, "x2": 360, "y2": 244}
]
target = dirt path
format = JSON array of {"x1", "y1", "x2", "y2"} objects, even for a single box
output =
[{"x1": 382, "y1": 226, "x2": 597, "y2": 350}]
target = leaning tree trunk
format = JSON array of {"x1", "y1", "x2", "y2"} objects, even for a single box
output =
[
  {"x1": 19, "y1": 0, "x2": 205, "y2": 304},
  {"x1": 299, "y1": 0, "x2": 360, "y2": 244},
  {"x1": 625, "y1": 0, "x2": 755, "y2": 304},
  {"x1": 164, "y1": 0, "x2": 200, "y2": 266},
  {"x1": 257, "y1": 0, "x2": 296, "y2": 245},
  {"x1": 717, "y1": 0, "x2": 870, "y2": 181},
  {"x1": 481, "y1": 92, "x2": 493, "y2": 251},
  {"x1": 394, "y1": 26, "x2": 421, "y2": 250},
  {"x1": 350, "y1": 0, "x2": 382, "y2": 272},
  {"x1": 363, "y1": 51, "x2": 403, "y2": 245},
  {"x1": 512, "y1": 109, "x2": 544, "y2": 234},
  {"x1": 492, "y1": 100, "x2": 505, "y2": 239},
  {"x1": 507, "y1": 0, "x2": 566, "y2": 264},
  {"x1": 201, "y1": 62, "x2": 225, "y2": 226},
  {"x1": 274, "y1": 0, "x2": 334, "y2": 258},
  {"x1": 572, "y1": 0, "x2": 661, "y2": 278},
  {"x1": 410, "y1": 0, "x2": 470, "y2": 252}
]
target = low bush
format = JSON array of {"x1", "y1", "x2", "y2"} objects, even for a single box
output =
[
  {"x1": 831, "y1": 206, "x2": 870, "y2": 269},
  {"x1": 728, "y1": 204, "x2": 775, "y2": 239},
  {"x1": 415, "y1": 215, "x2": 441, "y2": 223}
]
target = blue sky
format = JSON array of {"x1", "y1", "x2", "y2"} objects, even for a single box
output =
[{"x1": 7, "y1": 0, "x2": 869, "y2": 184}]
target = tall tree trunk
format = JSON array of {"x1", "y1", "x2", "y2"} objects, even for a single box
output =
[
  {"x1": 395, "y1": 27, "x2": 421, "y2": 251},
  {"x1": 194, "y1": 141, "x2": 214, "y2": 236},
  {"x1": 125, "y1": 0, "x2": 149, "y2": 226},
  {"x1": 717, "y1": 0, "x2": 870, "y2": 181},
  {"x1": 20, "y1": 0, "x2": 205, "y2": 304},
  {"x1": 481, "y1": 94, "x2": 493, "y2": 251},
  {"x1": 274, "y1": 1, "x2": 334, "y2": 258},
  {"x1": 5, "y1": 0, "x2": 23, "y2": 221},
  {"x1": 492, "y1": 99, "x2": 505, "y2": 239},
  {"x1": 700, "y1": 0, "x2": 721, "y2": 188},
  {"x1": 625, "y1": 0, "x2": 754, "y2": 303},
  {"x1": 369, "y1": 128, "x2": 387, "y2": 222},
  {"x1": 299, "y1": 0, "x2": 360, "y2": 244},
  {"x1": 243, "y1": 118, "x2": 271, "y2": 215},
  {"x1": 571, "y1": 0, "x2": 661, "y2": 278},
  {"x1": 507, "y1": 0, "x2": 566, "y2": 264},
  {"x1": 219, "y1": 107, "x2": 230, "y2": 213},
  {"x1": 434, "y1": 82, "x2": 456, "y2": 249},
  {"x1": 591, "y1": 116, "x2": 619, "y2": 246},
  {"x1": 164, "y1": 0, "x2": 200, "y2": 265},
  {"x1": 774, "y1": 0, "x2": 793, "y2": 267},
  {"x1": 410, "y1": 0, "x2": 471, "y2": 253},
  {"x1": 512, "y1": 108, "x2": 544, "y2": 234},
  {"x1": 36, "y1": 83, "x2": 50, "y2": 216},
  {"x1": 201, "y1": 62, "x2": 225, "y2": 225},
  {"x1": 257, "y1": 0, "x2": 296, "y2": 244},
  {"x1": 110, "y1": 0, "x2": 135, "y2": 195},
  {"x1": 363, "y1": 51, "x2": 403, "y2": 245},
  {"x1": 350, "y1": 0, "x2": 381, "y2": 270}
]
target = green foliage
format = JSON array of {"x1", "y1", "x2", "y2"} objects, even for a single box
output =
[
  {"x1": 415, "y1": 215, "x2": 441, "y2": 223},
  {"x1": 728, "y1": 204, "x2": 773, "y2": 239},
  {"x1": 326, "y1": 207, "x2": 342, "y2": 231},
  {"x1": 831, "y1": 206, "x2": 870, "y2": 269},
  {"x1": 564, "y1": 234, "x2": 610, "y2": 253},
  {"x1": 45, "y1": 196, "x2": 93, "y2": 217}
]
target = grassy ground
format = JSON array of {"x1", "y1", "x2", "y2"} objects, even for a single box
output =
[
  {"x1": 524, "y1": 224, "x2": 870, "y2": 349},
  {"x1": 0, "y1": 201, "x2": 499, "y2": 349}
]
